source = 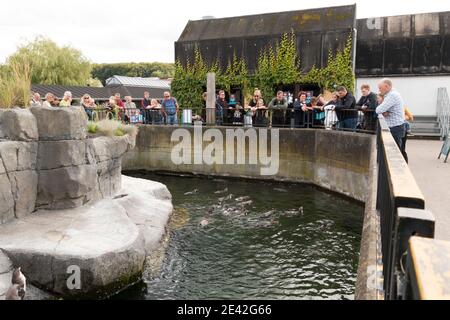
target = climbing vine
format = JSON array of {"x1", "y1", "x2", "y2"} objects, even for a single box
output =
[{"x1": 171, "y1": 32, "x2": 355, "y2": 110}]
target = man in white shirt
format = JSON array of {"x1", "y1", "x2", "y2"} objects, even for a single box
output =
[{"x1": 376, "y1": 78, "x2": 406, "y2": 151}]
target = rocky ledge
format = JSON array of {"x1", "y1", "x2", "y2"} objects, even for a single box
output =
[{"x1": 0, "y1": 175, "x2": 172, "y2": 299}]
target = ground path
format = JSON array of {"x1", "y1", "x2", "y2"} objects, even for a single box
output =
[{"x1": 408, "y1": 139, "x2": 450, "y2": 241}]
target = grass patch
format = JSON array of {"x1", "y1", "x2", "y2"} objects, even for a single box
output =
[{"x1": 91, "y1": 119, "x2": 139, "y2": 137}]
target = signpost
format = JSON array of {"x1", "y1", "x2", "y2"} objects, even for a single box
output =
[{"x1": 438, "y1": 135, "x2": 450, "y2": 163}]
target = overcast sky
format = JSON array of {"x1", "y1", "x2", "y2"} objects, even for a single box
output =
[{"x1": 2, "y1": 0, "x2": 450, "y2": 64}]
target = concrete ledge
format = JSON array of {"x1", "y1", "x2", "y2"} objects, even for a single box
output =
[{"x1": 355, "y1": 137, "x2": 384, "y2": 300}]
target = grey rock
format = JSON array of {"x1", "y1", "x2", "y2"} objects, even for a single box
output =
[
  {"x1": 0, "y1": 199, "x2": 146, "y2": 298},
  {"x1": 0, "y1": 250, "x2": 12, "y2": 274},
  {"x1": 30, "y1": 106, "x2": 87, "y2": 141},
  {"x1": 0, "y1": 251, "x2": 13, "y2": 300},
  {"x1": 0, "y1": 272, "x2": 13, "y2": 299},
  {"x1": 116, "y1": 175, "x2": 173, "y2": 254},
  {"x1": 0, "y1": 141, "x2": 38, "y2": 173},
  {"x1": 37, "y1": 140, "x2": 87, "y2": 170},
  {"x1": 36, "y1": 165, "x2": 97, "y2": 210},
  {"x1": 8, "y1": 170, "x2": 38, "y2": 218},
  {"x1": 91, "y1": 136, "x2": 135, "y2": 162},
  {"x1": 0, "y1": 108, "x2": 38, "y2": 142},
  {"x1": 0, "y1": 174, "x2": 15, "y2": 224}
]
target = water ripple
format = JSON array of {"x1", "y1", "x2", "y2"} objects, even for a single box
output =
[{"x1": 115, "y1": 173, "x2": 364, "y2": 300}]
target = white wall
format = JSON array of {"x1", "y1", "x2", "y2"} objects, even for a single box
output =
[{"x1": 356, "y1": 76, "x2": 450, "y2": 116}]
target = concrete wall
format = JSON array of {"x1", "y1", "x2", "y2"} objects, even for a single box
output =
[
  {"x1": 123, "y1": 125, "x2": 374, "y2": 202},
  {"x1": 356, "y1": 76, "x2": 450, "y2": 116}
]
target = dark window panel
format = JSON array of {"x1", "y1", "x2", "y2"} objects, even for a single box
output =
[
  {"x1": 412, "y1": 36, "x2": 442, "y2": 73},
  {"x1": 355, "y1": 39, "x2": 384, "y2": 76},
  {"x1": 384, "y1": 38, "x2": 412, "y2": 74}
]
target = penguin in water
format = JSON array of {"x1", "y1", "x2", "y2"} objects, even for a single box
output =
[
  {"x1": 12, "y1": 267, "x2": 26, "y2": 292},
  {"x1": 5, "y1": 284, "x2": 25, "y2": 300},
  {"x1": 200, "y1": 207, "x2": 214, "y2": 227}
]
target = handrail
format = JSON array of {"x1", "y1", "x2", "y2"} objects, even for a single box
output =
[
  {"x1": 437, "y1": 88, "x2": 450, "y2": 139},
  {"x1": 376, "y1": 117, "x2": 435, "y2": 300},
  {"x1": 405, "y1": 237, "x2": 450, "y2": 300}
]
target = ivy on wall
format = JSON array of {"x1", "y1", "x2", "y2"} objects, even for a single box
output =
[{"x1": 171, "y1": 32, "x2": 355, "y2": 111}]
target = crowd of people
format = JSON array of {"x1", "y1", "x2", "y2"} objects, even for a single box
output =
[{"x1": 29, "y1": 78, "x2": 411, "y2": 162}]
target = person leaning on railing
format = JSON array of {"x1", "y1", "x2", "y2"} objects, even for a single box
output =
[
  {"x1": 81, "y1": 94, "x2": 95, "y2": 121},
  {"x1": 141, "y1": 91, "x2": 152, "y2": 124},
  {"x1": 293, "y1": 92, "x2": 312, "y2": 128},
  {"x1": 268, "y1": 91, "x2": 288, "y2": 127},
  {"x1": 149, "y1": 99, "x2": 163, "y2": 124},
  {"x1": 42, "y1": 93, "x2": 55, "y2": 108},
  {"x1": 29, "y1": 92, "x2": 42, "y2": 107},
  {"x1": 376, "y1": 78, "x2": 406, "y2": 155},
  {"x1": 124, "y1": 95, "x2": 138, "y2": 124},
  {"x1": 356, "y1": 84, "x2": 378, "y2": 131},
  {"x1": 334, "y1": 86, "x2": 357, "y2": 130},
  {"x1": 311, "y1": 96, "x2": 326, "y2": 127},
  {"x1": 161, "y1": 91, "x2": 179, "y2": 125},
  {"x1": 215, "y1": 90, "x2": 227, "y2": 126},
  {"x1": 59, "y1": 91, "x2": 72, "y2": 107}
]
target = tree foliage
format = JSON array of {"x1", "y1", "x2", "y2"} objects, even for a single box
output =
[
  {"x1": 7, "y1": 37, "x2": 92, "y2": 86},
  {"x1": 92, "y1": 62, "x2": 175, "y2": 85}
]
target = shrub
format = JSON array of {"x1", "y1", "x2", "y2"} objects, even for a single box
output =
[
  {"x1": 95, "y1": 119, "x2": 123, "y2": 136},
  {"x1": 92, "y1": 119, "x2": 138, "y2": 137},
  {"x1": 87, "y1": 121, "x2": 98, "y2": 134},
  {"x1": 0, "y1": 58, "x2": 31, "y2": 108}
]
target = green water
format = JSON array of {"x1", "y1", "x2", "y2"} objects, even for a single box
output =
[{"x1": 116, "y1": 172, "x2": 364, "y2": 300}]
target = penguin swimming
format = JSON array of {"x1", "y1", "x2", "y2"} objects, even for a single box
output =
[
  {"x1": 184, "y1": 189, "x2": 199, "y2": 195},
  {"x1": 214, "y1": 188, "x2": 228, "y2": 195}
]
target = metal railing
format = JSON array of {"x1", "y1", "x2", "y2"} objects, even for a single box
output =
[
  {"x1": 86, "y1": 106, "x2": 378, "y2": 134},
  {"x1": 374, "y1": 117, "x2": 450, "y2": 299},
  {"x1": 437, "y1": 87, "x2": 450, "y2": 139}
]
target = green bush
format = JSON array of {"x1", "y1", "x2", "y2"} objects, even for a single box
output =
[{"x1": 87, "y1": 121, "x2": 98, "y2": 134}]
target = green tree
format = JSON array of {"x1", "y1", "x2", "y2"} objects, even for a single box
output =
[
  {"x1": 7, "y1": 36, "x2": 92, "y2": 86},
  {"x1": 92, "y1": 62, "x2": 175, "y2": 85}
]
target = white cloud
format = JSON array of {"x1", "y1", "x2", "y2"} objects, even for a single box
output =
[{"x1": 1, "y1": 0, "x2": 450, "y2": 63}]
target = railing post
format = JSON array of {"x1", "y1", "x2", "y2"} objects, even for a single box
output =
[
  {"x1": 389, "y1": 208, "x2": 435, "y2": 299},
  {"x1": 206, "y1": 73, "x2": 216, "y2": 126}
]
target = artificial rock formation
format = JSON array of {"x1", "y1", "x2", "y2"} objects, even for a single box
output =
[{"x1": 0, "y1": 107, "x2": 172, "y2": 299}]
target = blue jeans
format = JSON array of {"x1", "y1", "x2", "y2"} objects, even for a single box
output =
[
  {"x1": 338, "y1": 118, "x2": 357, "y2": 130},
  {"x1": 167, "y1": 114, "x2": 178, "y2": 125}
]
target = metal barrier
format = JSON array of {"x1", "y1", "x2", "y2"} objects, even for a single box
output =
[
  {"x1": 437, "y1": 87, "x2": 450, "y2": 139},
  {"x1": 375, "y1": 117, "x2": 450, "y2": 299},
  {"x1": 86, "y1": 106, "x2": 378, "y2": 133}
]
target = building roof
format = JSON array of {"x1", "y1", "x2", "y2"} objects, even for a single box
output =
[
  {"x1": 31, "y1": 84, "x2": 167, "y2": 100},
  {"x1": 177, "y1": 4, "x2": 356, "y2": 42},
  {"x1": 106, "y1": 75, "x2": 171, "y2": 89}
]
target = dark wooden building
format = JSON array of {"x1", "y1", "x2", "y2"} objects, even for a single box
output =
[{"x1": 175, "y1": 5, "x2": 357, "y2": 74}]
